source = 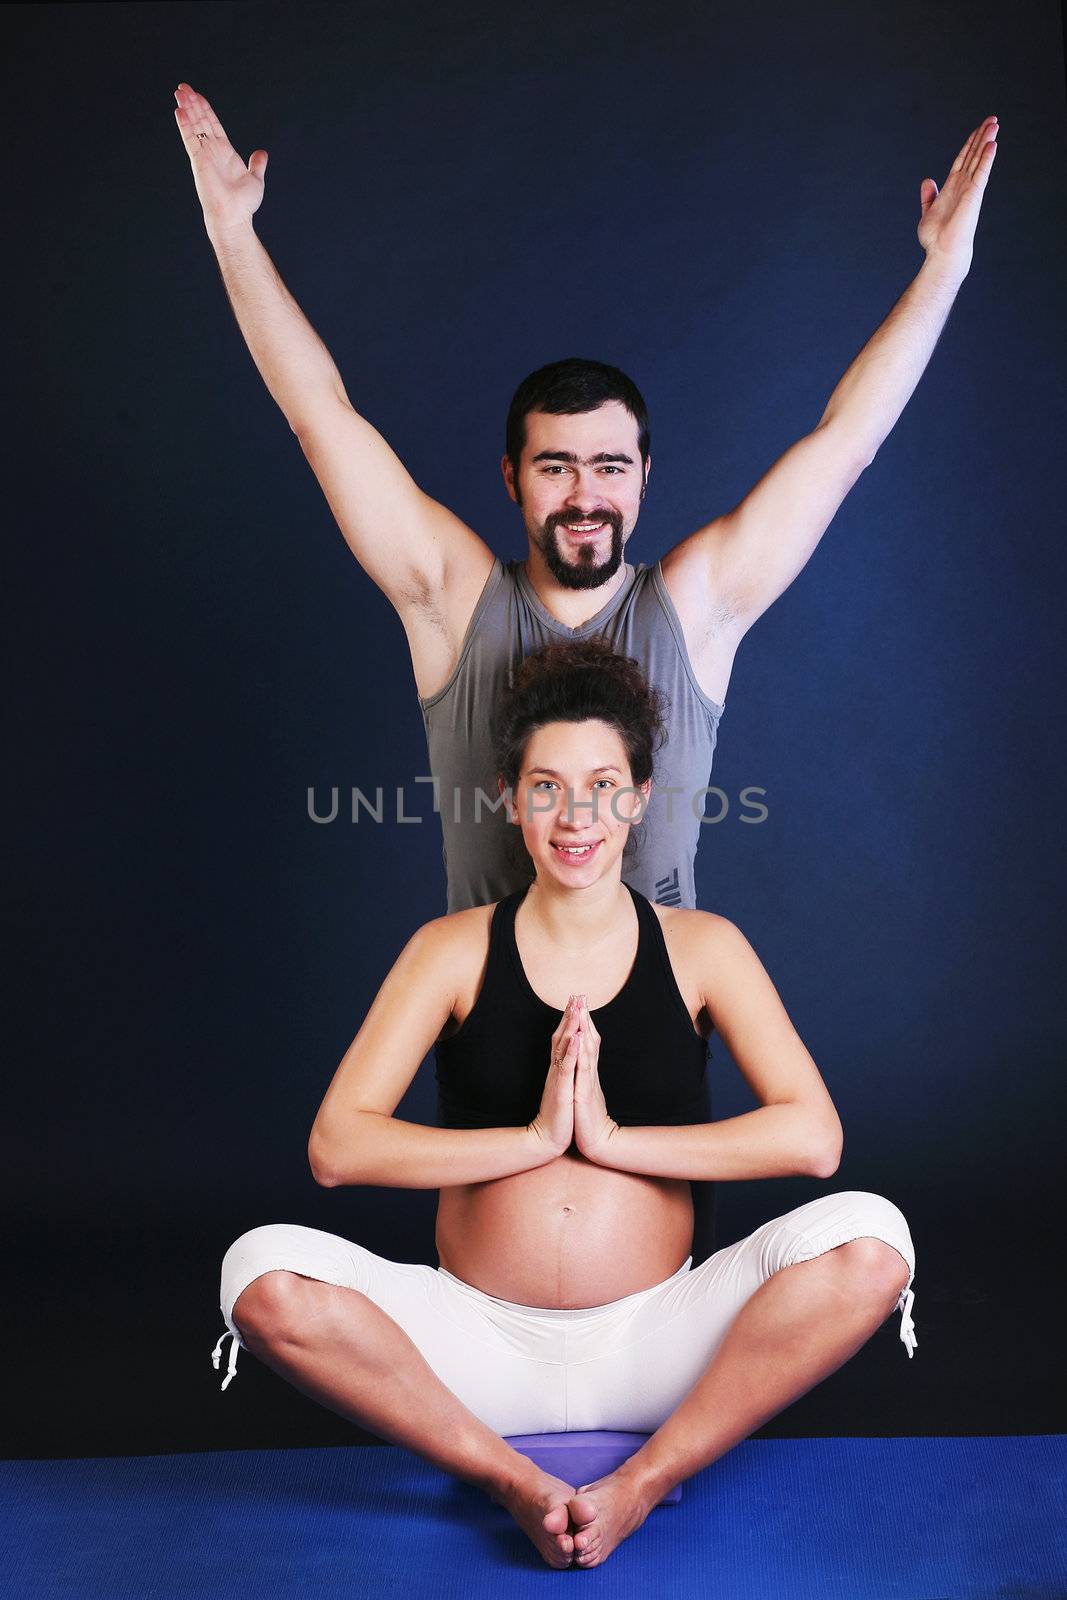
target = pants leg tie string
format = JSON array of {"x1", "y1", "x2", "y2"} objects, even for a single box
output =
[
  {"x1": 896, "y1": 1285, "x2": 917, "y2": 1358},
  {"x1": 211, "y1": 1327, "x2": 241, "y2": 1391}
]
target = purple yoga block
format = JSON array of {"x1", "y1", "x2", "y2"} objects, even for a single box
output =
[{"x1": 503, "y1": 1431, "x2": 682, "y2": 1506}]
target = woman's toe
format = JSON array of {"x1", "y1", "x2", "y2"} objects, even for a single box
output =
[{"x1": 542, "y1": 1502, "x2": 569, "y2": 1534}]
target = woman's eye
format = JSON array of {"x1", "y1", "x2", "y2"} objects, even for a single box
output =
[{"x1": 531, "y1": 779, "x2": 614, "y2": 792}]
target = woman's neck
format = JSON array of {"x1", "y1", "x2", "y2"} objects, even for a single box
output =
[{"x1": 521, "y1": 872, "x2": 632, "y2": 951}]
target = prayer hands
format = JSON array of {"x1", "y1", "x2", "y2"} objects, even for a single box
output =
[
  {"x1": 570, "y1": 996, "x2": 621, "y2": 1163},
  {"x1": 917, "y1": 116, "x2": 998, "y2": 281},
  {"x1": 529, "y1": 996, "x2": 620, "y2": 1161},
  {"x1": 529, "y1": 997, "x2": 580, "y2": 1153}
]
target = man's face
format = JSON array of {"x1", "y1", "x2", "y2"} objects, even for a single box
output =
[{"x1": 502, "y1": 402, "x2": 650, "y2": 591}]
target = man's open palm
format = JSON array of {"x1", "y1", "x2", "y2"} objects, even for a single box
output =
[
  {"x1": 174, "y1": 83, "x2": 267, "y2": 229},
  {"x1": 917, "y1": 115, "x2": 998, "y2": 277}
]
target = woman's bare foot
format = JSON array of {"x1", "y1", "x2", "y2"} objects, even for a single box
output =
[
  {"x1": 498, "y1": 1466, "x2": 580, "y2": 1568},
  {"x1": 566, "y1": 1462, "x2": 659, "y2": 1567}
]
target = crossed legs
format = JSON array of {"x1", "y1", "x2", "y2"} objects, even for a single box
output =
[
  {"x1": 229, "y1": 1233, "x2": 910, "y2": 1569},
  {"x1": 561, "y1": 1235, "x2": 909, "y2": 1566}
]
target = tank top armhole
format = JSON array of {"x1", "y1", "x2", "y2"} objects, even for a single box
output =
[
  {"x1": 437, "y1": 896, "x2": 509, "y2": 1046},
  {"x1": 634, "y1": 888, "x2": 709, "y2": 1045},
  {"x1": 418, "y1": 556, "x2": 504, "y2": 712},
  {"x1": 649, "y1": 560, "x2": 726, "y2": 722}
]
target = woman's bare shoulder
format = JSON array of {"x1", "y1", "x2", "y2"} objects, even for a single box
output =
[
  {"x1": 647, "y1": 903, "x2": 757, "y2": 999},
  {"x1": 648, "y1": 901, "x2": 744, "y2": 948},
  {"x1": 411, "y1": 902, "x2": 497, "y2": 969}
]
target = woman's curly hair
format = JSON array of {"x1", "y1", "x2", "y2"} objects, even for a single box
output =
[{"x1": 491, "y1": 635, "x2": 669, "y2": 865}]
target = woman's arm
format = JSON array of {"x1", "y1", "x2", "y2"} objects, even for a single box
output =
[
  {"x1": 315, "y1": 1114, "x2": 552, "y2": 1190},
  {"x1": 308, "y1": 914, "x2": 562, "y2": 1189},
  {"x1": 587, "y1": 915, "x2": 844, "y2": 1182}
]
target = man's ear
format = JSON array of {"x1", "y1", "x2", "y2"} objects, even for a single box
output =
[
  {"x1": 501, "y1": 454, "x2": 520, "y2": 507},
  {"x1": 640, "y1": 455, "x2": 651, "y2": 502}
]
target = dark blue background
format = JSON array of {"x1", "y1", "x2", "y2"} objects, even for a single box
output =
[{"x1": 5, "y1": 0, "x2": 1064, "y2": 1456}]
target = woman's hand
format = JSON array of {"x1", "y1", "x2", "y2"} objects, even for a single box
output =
[
  {"x1": 572, "y1": 997, "x2": 621, "y2": 1163},
  {"x1": 528, "y1": 996, "x2": 581, "y2": 1155},
  {"x1": 174, "y1": 83, "x2": 268, "y2": 233}
]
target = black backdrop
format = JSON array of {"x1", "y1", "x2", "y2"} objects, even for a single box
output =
[{"x1": 5, "y1": 0, "x2": 1065, "y2": 1458}]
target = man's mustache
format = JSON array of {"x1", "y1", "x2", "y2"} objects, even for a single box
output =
[{"x1": 548, "y1": 512, "x2": 623, "y2": 535}]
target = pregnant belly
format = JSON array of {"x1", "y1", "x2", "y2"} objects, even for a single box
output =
[{"x1": 435, "y1": 1151, "x2": 694, "y2": 1308}]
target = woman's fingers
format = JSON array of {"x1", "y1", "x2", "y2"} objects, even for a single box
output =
[
  {"x1": 550, "y1": 996, "x2": 574, "y2": 1046},
  {"x1": 551, "y1": 998, "x2": 583, "y2": 1071},
  {"x1": 576, "y1": 995, "x2": 599, "y2": 1046},
  {"x1": 553, "y1": 995, "x2": 602, "y2": 1074}
]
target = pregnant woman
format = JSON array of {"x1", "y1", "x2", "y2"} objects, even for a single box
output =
[{"x1": 211, "y1": 637, "x2": 917, "y2": 1569}]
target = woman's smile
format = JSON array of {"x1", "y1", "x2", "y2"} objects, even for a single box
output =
[{"x1": 551, "y1": 839, "x2": 602, "y2": 864}]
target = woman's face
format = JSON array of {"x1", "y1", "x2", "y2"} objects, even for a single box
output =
[{"x1": 505, "y1": 719, "x2": 651, "y2": 886}]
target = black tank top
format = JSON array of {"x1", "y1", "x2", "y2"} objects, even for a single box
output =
[{"x1": 435, "y1": 881, "x2": 711, "y2": 1131}]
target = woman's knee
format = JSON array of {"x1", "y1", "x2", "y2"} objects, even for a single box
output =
[
  {"x1": 230, "y1": 1269, "x2": 312, "y2": 1341},
  {"x1": 832, "y1": 1236, "x2": 911, "y2": 1304},
  {"x1": 220, "y1": 1222, "x2": 350, "y2": 1341},
  {"x1": 827, "y1": 1190, "x2": 914, "y2": 1288},
  {"x1": 784, "y1": 1190, "x2": 915, "y2": 1287}
]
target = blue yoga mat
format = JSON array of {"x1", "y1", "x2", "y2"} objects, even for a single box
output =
[{"x1": 3, "y1": 1435, "x2": 1063, "y2": 1598}]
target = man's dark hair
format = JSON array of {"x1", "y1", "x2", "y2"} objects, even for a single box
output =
[{"x1": 505, "y1": 357, "x2": 651, "y2": 489}]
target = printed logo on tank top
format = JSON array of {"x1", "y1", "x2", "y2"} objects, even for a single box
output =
[{"x1": 655, "y1": 867, "x2": 682, "y2": 907}]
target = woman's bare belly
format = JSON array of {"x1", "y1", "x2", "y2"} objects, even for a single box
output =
[{"x1": 435, "y1": 1150, "x2": 694, "y2": 1308}]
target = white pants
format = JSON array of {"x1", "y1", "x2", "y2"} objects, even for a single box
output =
[{"x1": 211, "y1": 1190, "x2": 917, "y2": 1437}]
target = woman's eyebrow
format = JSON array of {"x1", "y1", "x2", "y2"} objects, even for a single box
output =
[{"x1": 527, "y1": 766, "x2": 624, "y2": 777}]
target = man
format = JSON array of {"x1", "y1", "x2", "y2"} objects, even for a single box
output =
[{"x1": 174, "y1": 84, "x2": 998, "y2": 911}]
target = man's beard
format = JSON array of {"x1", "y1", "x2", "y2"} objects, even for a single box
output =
[{"x1": 538, "y1": 513, "x2": 625, "y2": 590}]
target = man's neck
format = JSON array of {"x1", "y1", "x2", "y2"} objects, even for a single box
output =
[{"x1": 521, "y1": 550, "x2": 630, "y2": 630}]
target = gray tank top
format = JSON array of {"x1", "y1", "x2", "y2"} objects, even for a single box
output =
[{"x1": 419, "y1": 557, "x2": 724, "y2": 912}]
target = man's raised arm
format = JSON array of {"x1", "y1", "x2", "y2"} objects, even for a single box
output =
[
  {"x1": 663, "y1": 115, "x2": 1000, "y2": 638},
  {"x1": 173, "y1": 83, "x2": 491, "y2": 616}
]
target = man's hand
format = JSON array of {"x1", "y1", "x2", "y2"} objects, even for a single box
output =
[
  {"x1": 918, "y1": 115, "x2": 999, "y2": 282},
  {"x1": 659, "y1": 111, "x2": 1002, "y2": 655},
  {"x1": 174, "y1": 83, "x2": 268, "y2": 233},
  {"x1": 571, "y1": 997, "x2": 621, "y2": 1163}
]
